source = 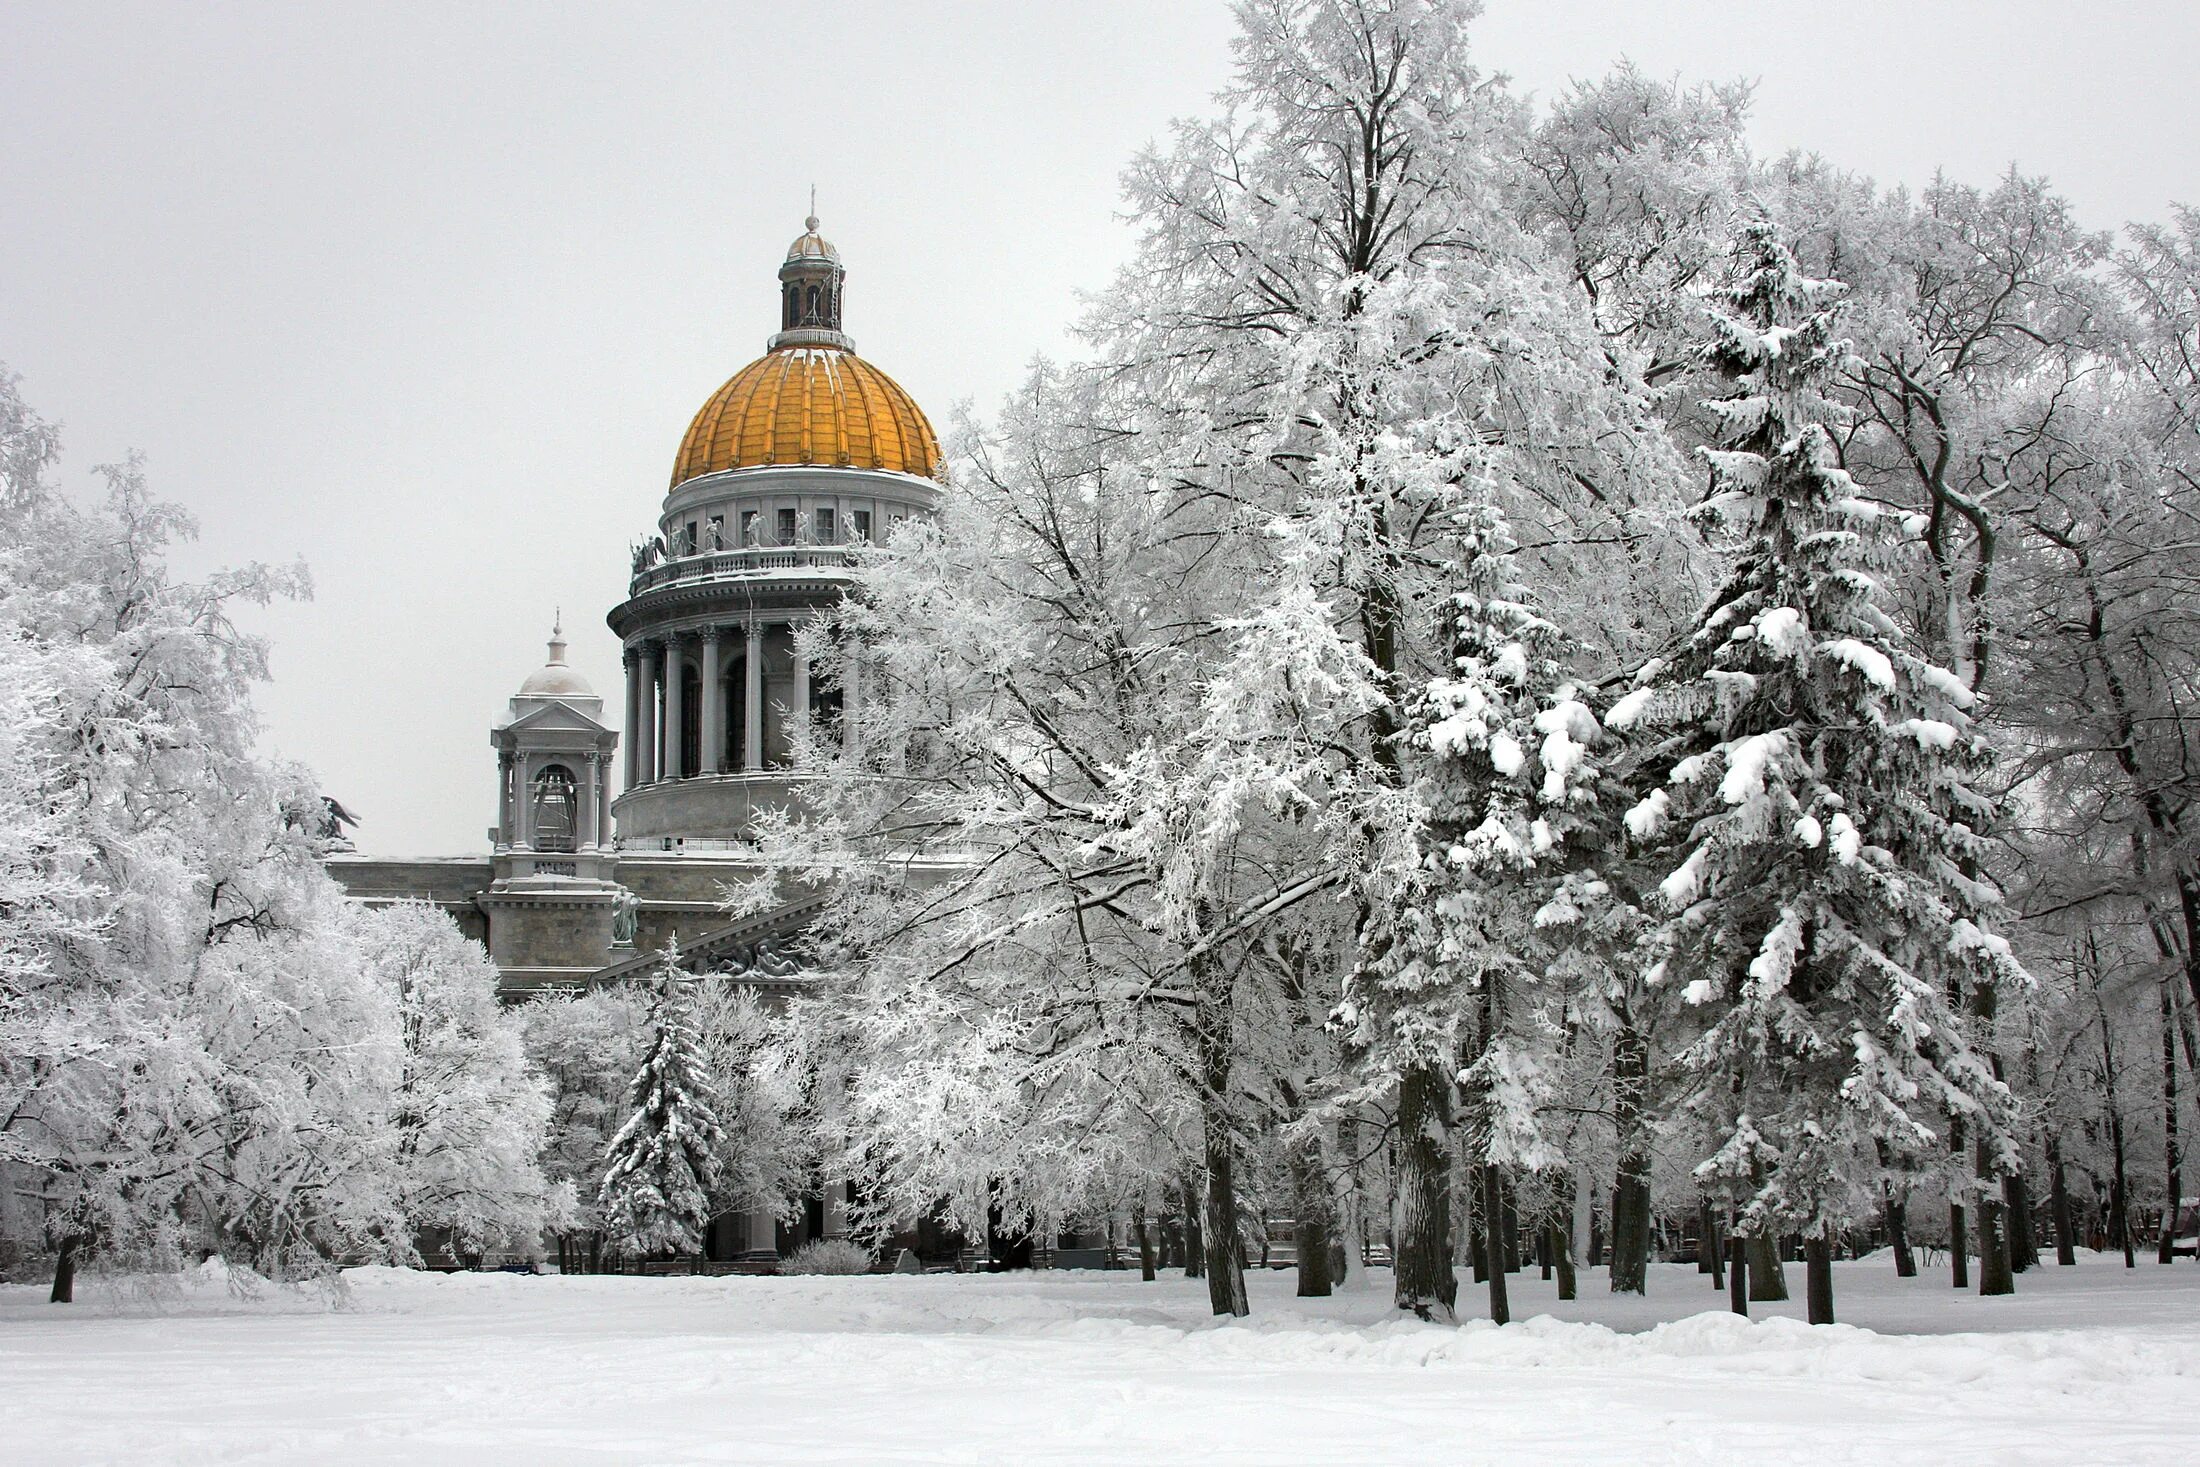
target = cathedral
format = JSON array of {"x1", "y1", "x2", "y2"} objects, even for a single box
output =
[{"x1": 329, "y1": 215, "x2": 944, "y2": 1260}]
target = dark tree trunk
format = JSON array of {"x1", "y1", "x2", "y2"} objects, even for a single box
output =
[
  {"x1": 1482, "y1": 1165, "x2": 1510, "y2": 1326},
  {"x1": 1976, "y1": 1153, "x2": 2015, "y2": 1295},
  {"x1": 1609, "y1": 1027, "x2": 1652, "y2": 1295},
  {"x1": 1884, "y1": 1188, "x2": 1916, "y2": 1277},
  {"x1": 1554, "y1": 1171, "x2": 1578, "y2": 1300},
  {"x1": 1805, "y1": 1229, "x2": 1835, "y2": 1325},
  {"x1": 1200, "y1": 1145, "x2": 1248, "y2": 1317},
  {"x1": 2162, "y1": 981, "x2": 2183, "y2": 1266},
  {"x1": 1288, "y1": 1132, "x2": 1335, "y2": 1299},
  {"x1": 1727, "y1": 1213, "x2": 1749, "y2": 1316},
  {"x1": 1332, "y1": 1111, "x2": 1360, "y2": 1288},
  {"x1": 2097, "y1": 975, "x2": 2137, "y2": 1269},
  {"x1": 1697, "y1": 1196, "x2": 1718, "y2": 1276},
  {"x1": 1136, "y1": 1216, "x2": 1156, "y2": 1282},
  {"x1": 1949, "y1": 1198, "x2": 1970, "y2": 1288},
  {"x1": 2048, "y1": 1138, "x2": 2078, "y2": 1266},
  {"x1": 1468, "y1": 1182, "x2": 1487, "y2": 1285},
  {"x1": 1501, "y1": 1181, "x2": 1520, "y2": 1274},
  {"x1": 1182, "y1": 1180, "x2": 1205, "y2": 1280},
  {"x1": 2006, "y1": 1173, "x2": 2037, "y2": 1273},
  {"x1": 1391, "y1": 1061, "x2": 1457, "y2": 1321},
  {"x1": 1746, "y1": 1232, "x2": 1787, "y2": 1301},
  {"x1": 49, "y1": 1233, "x2": 83, "y2": 1304},
  {"x1": 1971, "y1": 985, "x2": 2014, "y2": 1296}
]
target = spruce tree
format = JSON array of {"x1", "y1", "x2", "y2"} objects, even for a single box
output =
[
  {"x1": 1611, "y1": 222, "x2": 2024, "y2": 1324},
  {"x1": 1351, "y1": 502, "x2": 1601, "y2": 1322},
  {"x1": 599, "y1": 944, "x2": 727, "y2": 1259}
]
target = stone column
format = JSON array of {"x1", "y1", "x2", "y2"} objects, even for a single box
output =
[
  {"x1": 743, "y1": 621, "x2": 764, "y2": 772},
  {"x1": 622, "y1": 650, "x2": 639, "y2": 791},
  {"x1": 699, "y1": 628, "x2": 725, "y2": 775},
  {"x1": 495, "y1": 750, "x2": 514, "y2": 848},
  {"x1": 577, "y1": 753, "x2": 599, "y2": 850},
  {"x1": 598, "y1": 747, "x2": 615, "y2": 847},
  {"x1": 662, "y1": 639, "x2": 685, "y2": 781},
  {"x1": 636, "y1": 642, "x2": 659, "y2": 785},
  {"x1": 514, "y1": 754, "x2": 533, "y2": 851}
]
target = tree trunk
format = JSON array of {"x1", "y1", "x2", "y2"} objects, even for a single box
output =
[
  {"x1": 1557, "y1": 1178, "x2": 1575, "y2": 1302},
  {"x1": 49, "y1": 1233, "x2": 83, "y2": 1304},
  {"x1": 1976, "y1": 1147, "x2": 2014, "y2": 1296},
  {"x1": 1391, "y1": 1061, "x2": 1457, "y2": 1322},
  {"x1": 1136, "y1": 1216, "x2": 1156, "y2": 1282},
  {"x1": 1333, "y1": 1111, "x2": 1362, "y2": 1289},
  {"x1": 1805, "y1": 1228, "x2": 1835, "y2": 1325},
  {"x1": 1697, "y1": 1196, "x2": 1719, "y2": 1277},
  {"x1": 2005, "y1": 1172, "x2": 2037, "y2": 1273},
  {"x1": 1482, "y1": 1165, "x2": 1510, "y2": 1326},
  {"x1": 1181, "y1": 1179, "x2": 1205, "y2": 1280},
  {"x1": 1884, "y1": 1187, "x2": 1916, "y2": 1277},
  {"x1": 2096, "y1": 965, "x2": 2137, "y2": 1268},
  {"x1": 1727, "y1": 1213, "x2": 1749, "y2": 1316},
  {"x1": 1949, "y1": 1197, "x2": 1970, "y2": 1288},
  {"x1": 2162, "y1": 981, "x2": 2183, "y2": 1266},
  {"x1": 1201, "y1": 1140, "x2": 1248, "y2": 1317},
  {"x1": 1971, "y1": 984, "x2": 2015, "y2": 1296},
  {"x1": 1501, "y1": 1180, "x2": 1521, "y2": 1274},
  {"x1": 2047, "y1": 1138, "x2": 2078, "y2": 1265},
  {"x1": 1746, "y1": 1232, "x2": 1787, "y2": 1301},
  {"x1": 1288, "y1": 1131, "x2": 1335, "y2": 1299},
  {"x1": 1609, "y1": 1026, "x2": 1652, "y2": 1295}
]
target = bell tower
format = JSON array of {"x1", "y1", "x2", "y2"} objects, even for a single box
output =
[{"x1": 482, "y1": 621, "x2": 628, "y2": 991}]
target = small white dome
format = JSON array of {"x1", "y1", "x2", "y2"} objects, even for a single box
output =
[{"x1": 518, "y1": 623, "x2": 595, "y2": 699}]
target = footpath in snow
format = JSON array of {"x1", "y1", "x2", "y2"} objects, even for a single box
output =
[{"x1": 2, "y1": 1253, "x2": 2195, "y2": 1465}]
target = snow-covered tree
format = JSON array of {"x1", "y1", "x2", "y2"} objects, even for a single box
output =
[
  {"x1": 1612, "y1": 223, "x2": 2026, "y2": 1323},
  {"x1": 598, "y1": 946, "x2": 726, "y2": 1258},
  {"x1": 357, "y1": 901, "x2": 561, "y2": 1260}
]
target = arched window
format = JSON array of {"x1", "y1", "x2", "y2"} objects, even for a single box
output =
[
  {"x1": 532, "y1": 764, "x2": 577, "y2": 853},
  {"x1": 806, "y1": 283, "x2": 819, "y2": 320}
]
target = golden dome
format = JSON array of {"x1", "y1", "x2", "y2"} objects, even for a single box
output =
[{"x1": 671, "y1": 345, "x2": 940, "y2": 486}]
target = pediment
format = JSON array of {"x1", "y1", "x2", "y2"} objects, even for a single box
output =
[{"x1": 498, "y1": 699, "x2": 611, "y2": 736}]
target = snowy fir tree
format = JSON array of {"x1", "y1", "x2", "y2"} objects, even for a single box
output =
[
  {"x1": 1609, "y1": 222, "x2": 2027, "y2": 1323},
  {"x1": 598, "y1": 945, "x2": 728, "y2": 1259},
  {"x1": 1344, "y1": 500, "x2": 1606, "y2": 1321}
]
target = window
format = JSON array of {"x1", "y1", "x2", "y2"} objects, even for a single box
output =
[
  {"x1": 776, "y1": 507, "x2": 798, "y2": 544},
  {"x1": 851, "y1": 509, "x2": 872, "y2": 542},
  {"x1": 739, "y1": 510, "x2": 758, "y2": 546},
  {"x1": 531, "y1": 765, "x2": 577, "y2": 853},
  {"x1": 684, "y1": 520, "x2": 698, "y2": 555},
  {"x1": 815, "y1": 507, "x2": 836, "y2": 543}
]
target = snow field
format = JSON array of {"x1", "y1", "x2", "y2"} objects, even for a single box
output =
[{"x1": 3, "y1": 1255, "x2": 2195, "y2": 1466}]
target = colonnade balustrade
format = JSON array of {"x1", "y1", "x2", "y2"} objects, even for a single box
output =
[{"x1": 620, "y1": 617, "x2": 861, "y2": 791}]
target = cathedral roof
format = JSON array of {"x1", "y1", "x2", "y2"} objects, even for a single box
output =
[
  {"x1": 517, "y1": 623, "x2": 595, "y2": 700},
  {"x1": 671, "y1": 347, "x2": 939, "y2": 486},
  {"x1": 670, "y1": 211, "x2": 939, "y2": 488}
]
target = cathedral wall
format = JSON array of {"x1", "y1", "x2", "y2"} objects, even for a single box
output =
[{"x1": 326, "y1": 857, "x2": 493, "y2": 946}]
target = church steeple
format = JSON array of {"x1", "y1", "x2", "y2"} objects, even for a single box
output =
[{"x1": 770, "y1": 203, "x2": 852, "y2": 352}]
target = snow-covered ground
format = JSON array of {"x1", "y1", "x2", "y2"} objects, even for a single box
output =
[{"x1": 4, "y1": 1254, "x2": 2195, "y2": 1465}]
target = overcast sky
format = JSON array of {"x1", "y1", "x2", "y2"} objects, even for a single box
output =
[{"x1": 3, "y1": 0, "x2": 2194, "y2": 856}]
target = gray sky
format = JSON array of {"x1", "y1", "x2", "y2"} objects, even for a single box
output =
[{"x1": 4, "y1": 0, "x2": 2194, "y2": 856}]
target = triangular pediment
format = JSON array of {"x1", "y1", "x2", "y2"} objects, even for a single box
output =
[{"x1": 498, "y1": 698, "x2": 611, "y2": 736}]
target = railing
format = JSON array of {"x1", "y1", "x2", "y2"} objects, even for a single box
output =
[{"x1": 628, "y1": 545, "x2": 856, "y2": 597}]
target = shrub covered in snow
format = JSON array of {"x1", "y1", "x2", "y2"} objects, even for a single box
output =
[{"x1": 774, "y1": 1239, "x2": 872, "y2": 1276}]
